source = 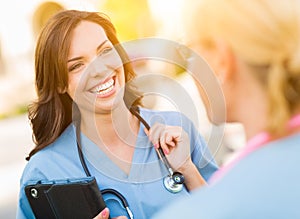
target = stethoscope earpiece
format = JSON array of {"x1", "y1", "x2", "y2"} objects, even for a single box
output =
[{"x1": 163, "y1": 172, "x2": 185, "y2": 193}]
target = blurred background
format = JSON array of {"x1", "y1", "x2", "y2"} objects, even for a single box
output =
[{"x1": 0, "y1": 0, "x2": 245, "y2": 218}]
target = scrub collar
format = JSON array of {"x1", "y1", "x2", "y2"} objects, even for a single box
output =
[{"x1": 209, "y1": 113, "x2": 300, "y2": 184}]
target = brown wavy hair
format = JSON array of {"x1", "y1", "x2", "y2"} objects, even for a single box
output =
[{"x1": 27, "y1": 10, "x2": 142, "y2": 160}]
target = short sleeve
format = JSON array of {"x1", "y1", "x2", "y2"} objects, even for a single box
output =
[{"x1": 182, "y1": 113, "x2": 219, "y2": 181}]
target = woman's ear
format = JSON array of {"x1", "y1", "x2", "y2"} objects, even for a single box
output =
[
  {"x1": 214, "y1": 39, "x2": 236, "y2": 84},
  {"x1": 57, "y1": 87, "x2": 67, "y2": 94}
]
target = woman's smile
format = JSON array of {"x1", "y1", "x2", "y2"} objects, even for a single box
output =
[
  {"x1": 67, "y1": 21, "x2": 126, "y2": 111},
  {"x1": 90, "y1": 76, "x2": 116, "y2": 98}
]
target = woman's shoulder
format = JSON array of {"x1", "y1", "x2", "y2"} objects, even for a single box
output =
[
  {"x1": 31, "y1": 124, "x2": 76, "y2": 159},
  {"x1": 20, "y1": 124, "x2": 80, "y2": 183},
  {"x1": 139, "y1": 107, "x2": 192, "y2": 126}
]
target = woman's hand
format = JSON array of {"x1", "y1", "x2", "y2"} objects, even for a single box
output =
[
  {"x1": 93, "y1": 208, "x2": 127, "y2": 219},
  {"x1": 145, "y1": 123, "x2": 192, "y2": 171},
  {"x1": 145, "y1": 123, "x2": 207, "y2": 190}
]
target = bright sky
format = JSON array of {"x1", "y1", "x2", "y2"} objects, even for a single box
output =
[
  {"x1": 0, "y1": 0, "x2": 185, "y2": 57},
  {"x1": 148, "y1": 0, "x2": 185, "y2": 39}
]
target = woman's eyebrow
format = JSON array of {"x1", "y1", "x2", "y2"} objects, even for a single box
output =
[
  {"x1": 67, "y1": 40, "x2": 109, "y2": 63},
  {"x1": 96, "y1": 40, "x2": 109, "y2": 53}
]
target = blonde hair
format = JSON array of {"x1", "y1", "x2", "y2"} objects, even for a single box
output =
[{"x1": 185, "y1": 0, "x2": 300, "y2": 134}]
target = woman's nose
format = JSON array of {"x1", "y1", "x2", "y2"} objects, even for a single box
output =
[{"x1": 86, "y1": 56, "x2": 111, "y2": 79}]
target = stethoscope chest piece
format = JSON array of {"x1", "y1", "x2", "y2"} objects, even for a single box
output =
[{"x1": 163, "y1": 172, "x2": 185, "y2": 193}]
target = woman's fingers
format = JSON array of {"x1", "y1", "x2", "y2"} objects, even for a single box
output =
[
  {"x1": 148, "y1": 123, "x2": 164, "y2": 144},
  {"x1": 160, "y1": 132, "x2": 177, "y2": 154},
  {"x1": 93, "y1": 208, "x2": 127, "y2": 219},
  {"x1": 146, "y1": 123, "x2": 183, "y2": 154},
  {"x1": 144, "y1": 122, "x2": 191, "y2": 171},
  {"x1": 93, "y1": 208, "x2": 109, "y2": 219}
]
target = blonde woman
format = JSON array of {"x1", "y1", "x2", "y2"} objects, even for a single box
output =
[{"x1": 153, "y1": 0, "x2": 300, "y2": 218}]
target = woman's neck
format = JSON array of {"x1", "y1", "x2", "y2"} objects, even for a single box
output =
[
  {"x1": 80, "y1": 104, "x2": 140, "y2": 147},
  {"x1": 232, "y1": 86, "x2": 268, "y2": 141},
  {"x1": 79, "y1": 104, "x2": 140, "y2": 174},
  {"x1": 231, "y1": 60, "x2": 270, "y2": 141},
  {"x1": 243, "y1": 108, "x2": 300, "y2": 143}
]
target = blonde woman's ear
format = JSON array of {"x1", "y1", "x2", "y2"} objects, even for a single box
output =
[{"x1": 213, "y1": 39, "x2": 236, "y2": 84}]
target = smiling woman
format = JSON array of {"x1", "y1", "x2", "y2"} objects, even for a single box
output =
[
  {"x1": 66, "y1": 21, "x2": 126, "y2": 114},
  {"x1": 17, "y1": 9, "x2": 218, "y2": 219},
  {"x1": 28, "y1": 10, "x2": 141, "y2": 158}
]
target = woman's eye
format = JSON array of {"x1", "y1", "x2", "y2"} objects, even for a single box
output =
[
  {"x1": 68, "y1": 63, "x2": 84, "y2": 72},
  {"x1": 100, "y1": 47, "x2": 113, "y2": 56}
]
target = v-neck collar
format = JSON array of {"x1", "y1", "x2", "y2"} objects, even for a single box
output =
[{"x1": 77, "y1": 109, "x2": 168, "y2": 183}]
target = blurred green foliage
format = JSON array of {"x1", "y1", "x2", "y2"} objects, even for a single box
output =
[{"x1": 0, "y1": 105, "x2": 27, "y2": 120}]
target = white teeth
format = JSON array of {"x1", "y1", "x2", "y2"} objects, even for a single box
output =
[
  {"x1": 96, "y1": 79, "x2": 114, "y2": 92},
  {"x1": 97, "y1": 85, "x2": 114, "y2": 95},
  {"x1": 92, "y1": 78, "x2": 114, "y2": 95}
]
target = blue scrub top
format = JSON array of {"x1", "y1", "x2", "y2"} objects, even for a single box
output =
[
  {"x1": 17, "y1": 108, "x2": 218, "y2": 219},
  {"x1": 152, "y1": 133, "x2": 300, "y2": 219}
]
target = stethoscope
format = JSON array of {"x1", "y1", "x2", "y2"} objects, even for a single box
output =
[
  {"x1": 129, "y1": 106, "x2": 185, "y2": 193},
  {"x1": 75, "y1": 106, "x2": 185, "y2": 219}
]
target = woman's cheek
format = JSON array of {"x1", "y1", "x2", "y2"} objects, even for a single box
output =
[{"x1": 67, "y1": 77, "x2": 78, "y2": 100}]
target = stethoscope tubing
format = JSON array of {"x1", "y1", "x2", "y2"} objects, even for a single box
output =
[
  {"x1": 75, "y1": 119, "x2": 134, "y2": 219},
  {"x1": 74, "y1": 106, "x2": 185, "y2": 219},
  {"x1": 129, "y1": 107, "x2": 175, "y2": 176},
  {"x1": 130, "y1": 107, "x2": 185, "y2": 189}
]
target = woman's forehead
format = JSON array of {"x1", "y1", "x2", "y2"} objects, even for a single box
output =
[{"x1": 68, "y1": 21, "x2": 109, "y2": 58}]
